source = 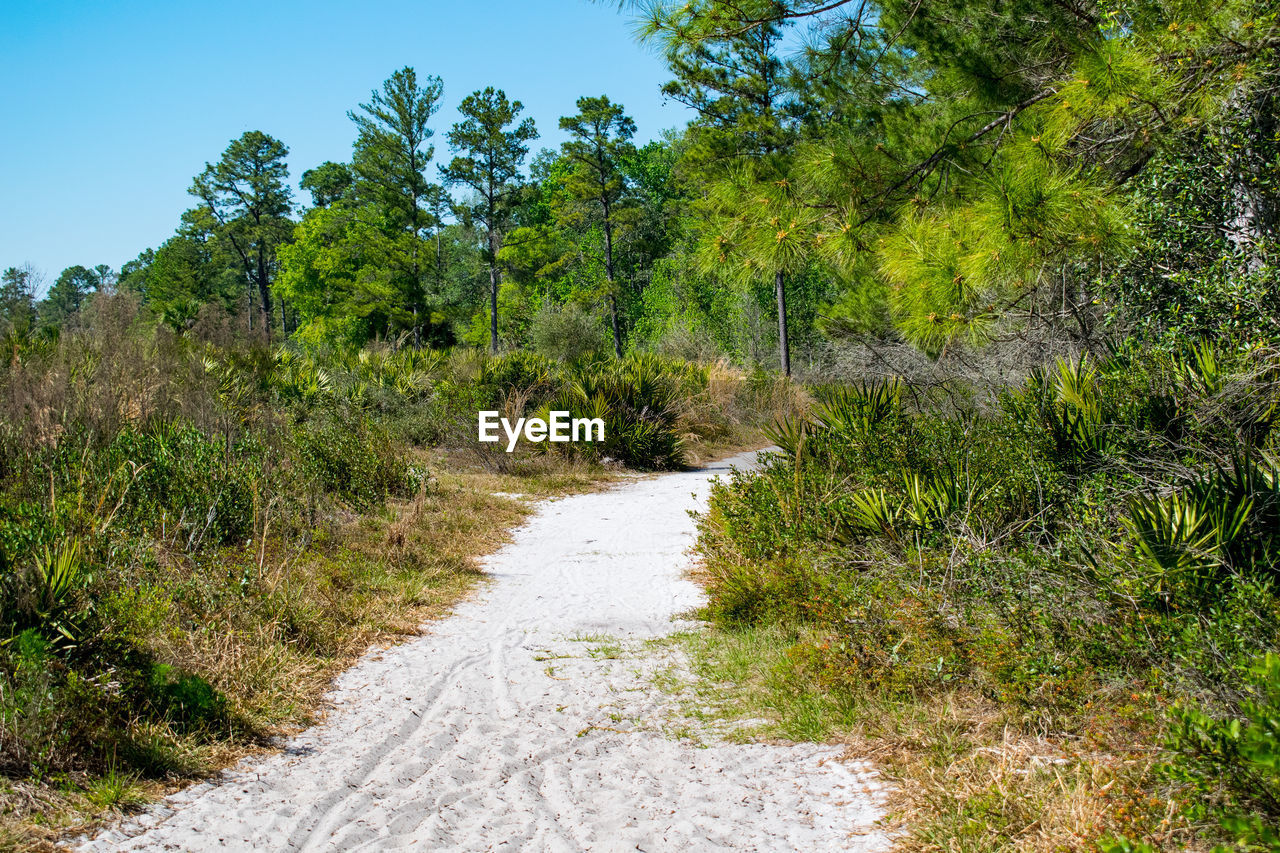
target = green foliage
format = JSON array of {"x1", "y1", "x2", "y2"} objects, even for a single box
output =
[
  {"x1": 301, "y1": 161, "x2": 354, "y2": 208},
  {"x1": 1163, "y1": 653, "x2": 1280, "y2": 850},
  {"x1": 39, "y1": 265, "x2": 103, "y2": 329},
  {"x1": 119, "y1": 213, "x2": 245, "y2": 330},
  {"x1": 9, "y1": 1, "x2": 1280, "y2": 842},
  {"x1": 561, "y1": 353, "x2": 697, "y2": 469},
  {"x1": 345, "y1": 67, "x2": 447, "y2": 344},
  {"x1": 97, "y1": 423, "x2": 260, "y2": 547},
  {"x1": 442, "y1": 86, "x2": 539, "y2": 352},
  {"x1": 529, "y1": 301, "x2": 608, "y2": 362},
  {"x1": 146, "y1": 664, "x2": 228, "y2": 734},
  {"x1": 190, "y1": 130, "x2": 294, "y2": 335},
  {"x1": 1121, "y1": 452, "x2": 1280, "y2": 607},
  {"x1": 0, "y1": 266, "x2": 39, "y2": 339},
  {"x1": 23, "y1": 542, "x2": 90, "y2": 648},
  {"x1": 475, "y1": 349, "x2": 554, "y2": 403},
  {"x1": 558, "y1": 95, "x2": 639, "y2": 356},
  {"x1": 695, "y1": 341, "x2": 1280, "y2": 830},
  {"x1": 294, "y1": 409, "x2": 413, "y2": 508},
  {"x1": 1104, "y1": 94, "x2": 1280, "y2": 346}
]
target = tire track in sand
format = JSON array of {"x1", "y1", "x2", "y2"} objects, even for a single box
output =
[{"x1": 80, "y1": 451, "x2": 889, "y2": 852}]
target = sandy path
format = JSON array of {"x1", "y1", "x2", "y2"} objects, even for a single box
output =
[{"x1": 81, "y1": 451, "x2": 887, "y2": 852}]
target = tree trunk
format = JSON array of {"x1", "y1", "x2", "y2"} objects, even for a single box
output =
[
  {"x1": 775, "y1": 269, "x2": 790, "y2": 377},
  {"x1": 489, "y1": 264, "x2": 500, "y2": 354},
  {"x1": 1226, "y1": 90, "x2": 1278, "y2": 271},
  {"x1": 608, "y1": 294, "x2": 622, "y2": 357},
  {"x1": 602, "y1": 202, "x2": 623, "y2": 358},
  {"x1": 256, "y1": 250, "x2": 272, "y2": 344}
]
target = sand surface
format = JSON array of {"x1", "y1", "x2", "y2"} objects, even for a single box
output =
[{"x1": 80, "y1": 451, "x2": 888, "y2": 852}]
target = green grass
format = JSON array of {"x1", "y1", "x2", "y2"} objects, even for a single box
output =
[
  {"x1": 586, "y1": 642, "x2": 623, "y2": 660},
  {"x1": 80, "y1": 764, "x2": 146, "y2": 811},
  {"x1": 651, "y1": 624, "x2": 862, "y2": 744},
  {"x1": 650, "y1": 623, "x2": 1188, "y2": 850}
]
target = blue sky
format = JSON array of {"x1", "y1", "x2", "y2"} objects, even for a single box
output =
[{"x1": 0, "y1": 0, "x2": 691, "y2": 291}]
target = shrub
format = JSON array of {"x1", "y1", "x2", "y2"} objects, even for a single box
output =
[
  {"x1": 293, "y1": 408, "x2": 412, "y2": 508},
  {"x1": 1161, "y1": 653, "x2": 1280, "y2": 850},
  {"x1": 557, "y1": 355, "x2": 693, "y2": 469},
  {"x1": 529, "y1": 302, "x2": 607, "y2": 362},
  {"x1": 3, "y1": 541, "x2": 93, "y2": 650},
  {"x1": 145, "y1": 664, "x2": 228, "y2": 734},
  {"x1": 476, "y1": 350, "x2": 554, "y2": 406},
  {"x1": 97, "y1": 423, "x2": 259, "y2": 548}
]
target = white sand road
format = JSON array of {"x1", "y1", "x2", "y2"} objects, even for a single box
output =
[{"x1": 79, "y1": 450, "x2": 888, "y2": 852}]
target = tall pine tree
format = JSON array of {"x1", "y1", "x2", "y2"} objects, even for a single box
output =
[
  {"x1": 350, "y1": 67, "x2": 445, "y2": 346},
  {"x1": 559, "y1": 96, "x2": 637, "y2": 357},
  {"x1": 441, "y1": 87, "x2": 538, "y2": 352},
  {"x1": 190, "y1": 131, "x2": 294, "y2": 340}
]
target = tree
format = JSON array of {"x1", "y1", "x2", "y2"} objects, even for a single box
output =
[
  {"x1": 39, "y1": 264, "x2": 102, "y2": 328},
  {"x1": 627, "y1": 0, "x2": 1274, "y2": 358},
  {"x1": 275, "y1": 205, "x2": 385, "y2": 347},
  {"x1": 649, "y1": 10, "x2": 801, "y2": 373},
  {"x1": 1104, "y1": 104, "x2": 1280, "y2": 346},
  {"x1": 559, "y1": 96, "x2": 637, "y2": 357},
  {"x1": 656, "y1": 15, "x2": 793, "y2": 165},
  {"x1": 350, "y1": 67, "x2": 444, "y2": 346},
  {"x1": 694, "y1": 163, "x2": 817, "y2": 373},
  {"x1": 191, "y1": 130, "x2": 294, "y2": 340},
  {"x1": 441, "y1": 87, "x2": 539, "y2": 352},
  {"x1": 117, "y1": 204, "x2": 249, "y2": 330},
  {"x1": 0, "y1": 265, "x2": 39, "y2": 337},
  {"x1": 300, "y1": 161, "x2": 354, "y2": 208}
]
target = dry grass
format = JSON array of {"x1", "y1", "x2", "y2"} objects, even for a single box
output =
[
  {"x1": 654, "y1": 625, "x2": 1204, "y2": 853},
  {"x1": 0, "y1": 450, "x2": 618, "y2": 852},
  {"x1": 840, "y1": 691, "x2": 1204, "y2": 852},
  {"x1": 678, "y1": 360, "x2": 802, "y2": 466}
]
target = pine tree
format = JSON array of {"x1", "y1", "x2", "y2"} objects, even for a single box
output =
[
  {"x1": 39, "y1": 265, "x2": 100, "y2": 328},
  {"x1": 350, "y1": 67, "x2": 444, "y2": 346},
  {"x1": 646, "y1": 8, "x2": 801, "y2": 373},
  {"x1": 300, "y1": 161, "x2": 354, "y2": 208},
  {"x1": 559, "y1": 96, "x2": 637, "y2": 357},
  {"x1": 191, "y1": 131, "x2": 294, "y2": 341},
  {"x1": 441, "y1": 87, "x2": 538, "y2": 352}
]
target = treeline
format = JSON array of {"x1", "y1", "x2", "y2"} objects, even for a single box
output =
[
  {"x1": 7, "y1": 0, "x2": 1278, "y2": 375},
  {"x1": 1, "y1": 72, "x2": 753, "y2": 366}
]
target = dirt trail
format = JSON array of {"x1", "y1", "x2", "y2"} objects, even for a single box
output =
[{"x1": 81, "y1": 451, "x2": 887, "y2": 852}]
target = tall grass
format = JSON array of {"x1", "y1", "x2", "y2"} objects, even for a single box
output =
[
  {"x1": 686, "y1": 343, "x2": 1280, "y2": 850},
  {"x1": 0, "y1": 293, "x2": 775, "y2": 847}
]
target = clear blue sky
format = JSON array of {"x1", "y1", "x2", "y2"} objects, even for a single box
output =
[{"x1": 0, "y1": 0, "x2": 690, "y2": 291}]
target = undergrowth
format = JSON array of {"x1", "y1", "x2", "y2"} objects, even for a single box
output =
[
  {"x1": 681, "y1": 341, "x2": 1280, "y2": 851},
  {"x1": 0, "y1": 294, "x2": 777, "y2": 849}
]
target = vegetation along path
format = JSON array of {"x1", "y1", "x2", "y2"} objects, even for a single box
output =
[{"x1": 80, "y1": 450, "x2": 887, "y2": 852}]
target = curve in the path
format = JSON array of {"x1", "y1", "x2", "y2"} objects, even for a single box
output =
[{"x1": 81, "y1": 451, "x2": 888, "y2": 852}]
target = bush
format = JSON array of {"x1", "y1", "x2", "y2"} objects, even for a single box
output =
[
  {"x1": 146, "y1": 664, "x2": 228, "y2": 734},
  {"x1": 293, "y1": 408, "x2": 413, "y2": 508},
  {"x1": 529, "y1": 302, "x2": 607, "y2": 362},
  {"x1": 0, "y1": 630, "x2": 104, "y2": 774},
  {"x1": 98, "y1": 423, "x2": 260, "y2": 547},
  {"x1": 1162, "y1": 653, "x2": 1280, "y2": 850},
  {"x1": 561, "y1": 354, "x2": 693, "y2": 469}
]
